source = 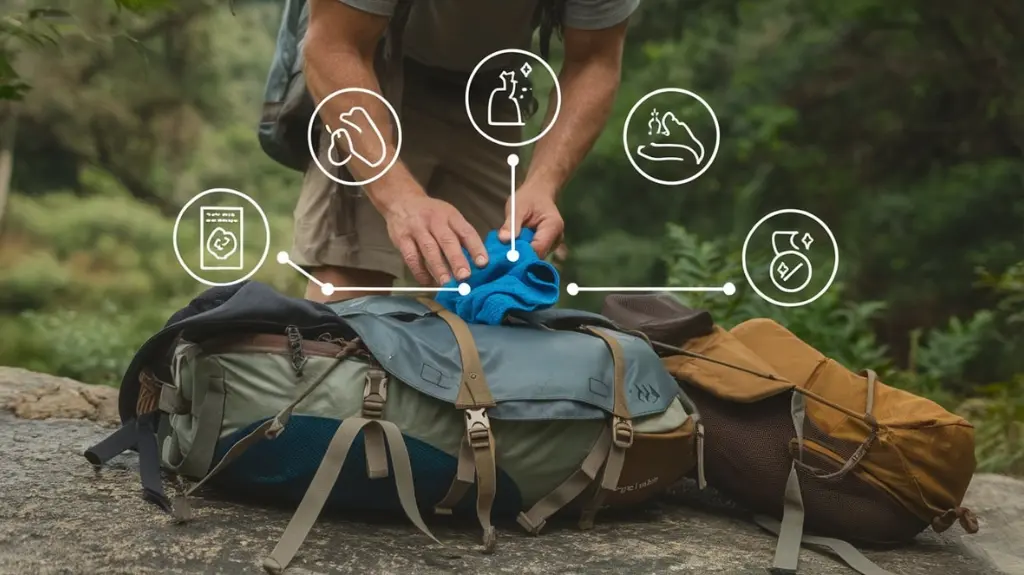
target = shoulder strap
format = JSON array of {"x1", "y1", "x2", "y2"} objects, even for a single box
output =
[{"x1": 535, "y1": 0, "x2": 566, "y2": 61}]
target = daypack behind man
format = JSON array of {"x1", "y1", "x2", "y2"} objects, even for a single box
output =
[{"x1": 291, "y1": 0, "x2": 636, "y2": 302}]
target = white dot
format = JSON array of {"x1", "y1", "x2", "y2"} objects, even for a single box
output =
[
  {"x1": 506, "y1": 250, "x2": 520, "y2": 262},
  {"x1": 457, "y1": 282, "x2": 472, "y2": 296},
  {"x1": 321, "y1": 283, "x2": 335, "y2": 296},
  {"x1": 566, "y1": 282, "x2": 579, "y2": 296},
  {"x1": 506, "y1": 153, "x2": 519, "y2": 167},
  {"x1": 723, "y1": 282, "x2": 736, "y2": 296},
  {"x1": 276, "y1": 251, "x2": 290, "y2": 265}
]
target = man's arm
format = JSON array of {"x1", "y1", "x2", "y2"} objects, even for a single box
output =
[
  {"x1": 523, "y1": 20, "x2": 629, "y2": 195},
  {"x1": 304, "y1": 0, "x2": 487, "y2": 285},
  {"x1": 304, "y1": 0, "x2": 416, "y2": 211},
  {"x1": 499, "y1": 9, "x2": 631, "y2": 255}
]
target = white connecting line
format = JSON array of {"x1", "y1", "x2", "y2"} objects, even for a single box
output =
[
  {"x1": 565, "y1": 282, "x2": 738, "y2": 296},
  {"x1": 275, "y1": 251, "x2": 470, "y2": 297},
  {"x1": 506, "y1": 153, "x2": 520, "y2": 263}
]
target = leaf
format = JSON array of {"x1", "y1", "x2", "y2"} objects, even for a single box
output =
[{"x1": 27, "y1": 9, "x2": 72, "y2": 20}]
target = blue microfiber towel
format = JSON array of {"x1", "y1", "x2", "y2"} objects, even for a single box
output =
[{"x1": 435, "y1": 228, "x2": 560, "y2": 325}]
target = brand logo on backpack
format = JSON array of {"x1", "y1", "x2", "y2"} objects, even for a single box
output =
[
  {"x1": 615, "y1": 476, "x2": 659, "y2": 494},
  {"x1": 635, "y1": 384, "x2": 661, "y2": 403}
]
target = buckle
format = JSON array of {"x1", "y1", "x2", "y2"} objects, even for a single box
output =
[
  {"x1": 465, "y1": 408, "x2": 491, "y2": 449},
  {"x1": 362, "y1": 369, "x2": 388, "y2": 419},
  {"x1": 612, "y1": 416, "x2": 634, "y2": 448}
]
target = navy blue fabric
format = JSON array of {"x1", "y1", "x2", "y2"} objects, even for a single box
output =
[
  {"x1": 435, "y1": 228, "x2": 560, "y2": 325},
  {"x1": 209, "y1": 415, "x2": 523, "y2": 515}
]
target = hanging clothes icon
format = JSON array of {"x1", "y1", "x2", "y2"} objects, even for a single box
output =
[{"x1": 487, "y1": 70, "x2": 526, "y2": 127}]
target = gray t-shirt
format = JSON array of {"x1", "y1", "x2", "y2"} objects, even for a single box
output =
[{"x1": 340, "y1": 0, "x2": 640, "y2": 72}]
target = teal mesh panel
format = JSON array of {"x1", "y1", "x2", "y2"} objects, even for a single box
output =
[{"x1": 210, "y1": 415, "x2": 523, "y2": 515}]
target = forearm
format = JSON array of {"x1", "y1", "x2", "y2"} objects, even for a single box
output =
[
  {"x1": 303, "y1": 20, "x2": 423, "y2": 213},
  {"x1": 524, "y1": 48, "x2": 622, "y2": 196}
]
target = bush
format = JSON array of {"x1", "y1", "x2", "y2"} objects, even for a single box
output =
[{"x1": 662, "y1": 225, "x2": 1024, "y2": 474}]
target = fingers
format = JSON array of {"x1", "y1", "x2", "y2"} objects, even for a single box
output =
[
  {"x1": 433, "y1": 221, "x2": 472, "y2": 282},
  {"x1": 531, "y1": 220, "x2": 563, "y2": 259},
  {"x1": 451, "y1": 216, "x2": 488, "y2": 269},
  {"x1": 413, "y1": 228, "x2": 451, "y2": 285},
  {"x1": 397, "y1": 235, "x2": 433, "y2": 286}
]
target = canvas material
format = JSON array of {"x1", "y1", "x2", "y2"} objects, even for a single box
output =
[
  {"x1": 729, "y1": 318, "x2": 976, "y2": 525},
  {"x1": 663, "y1": 316, "x2": 976, "y2": 528},
  {"x1": 162, "y1": 345, "x2": 693, "y2": 507},
  {"x1": 331, "y1": 296, "x2": 680, "y2": 420}
]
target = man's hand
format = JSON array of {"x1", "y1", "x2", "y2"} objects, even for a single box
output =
[
  {"x1": 384, "y1": 196, "x2": 489, "y2": 286},
  {"x1": 498, "y1": 184, "x2": 564, "y2": 259}
]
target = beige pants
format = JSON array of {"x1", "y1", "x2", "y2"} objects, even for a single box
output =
[{"x1": 290, "y1": 74, "x2": 524, "y2": 280}]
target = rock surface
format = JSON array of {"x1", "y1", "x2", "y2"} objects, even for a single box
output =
[{"x1": 1, "y1": 368, "x2": 1022, "y2": 575}]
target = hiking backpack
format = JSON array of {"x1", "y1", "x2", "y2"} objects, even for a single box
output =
[
  {"x1": 258, "y1": 0, "x2": 565, "y2": 172},
  {"x1": 85, "y1": 283, "x2": 705, "y2": 573},
  {"x1": 602, "y1": 293, "x2": 980, "y2": 575}
]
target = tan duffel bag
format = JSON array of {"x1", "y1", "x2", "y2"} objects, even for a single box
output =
[{"x1": 603, "y1": 294, "x2": 980, "y2": 575}]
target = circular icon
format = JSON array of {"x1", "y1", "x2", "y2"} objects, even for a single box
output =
[
  {"x1": 307, "y1": 87, "x2": 403, "y2": 187},
  {"x1": 465, "y1": 48, "x2": 562, "y2": 148},
  {"x1": 741, "y1": 209, "x2": 839, "y2": 308},
  {"x1": 623, "y1": 88, "x2": 721, "y2": 186},
  {"x1": 172, "y1": 188, "x2": 271, "y2": 287}
]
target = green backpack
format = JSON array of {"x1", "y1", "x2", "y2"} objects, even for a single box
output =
[
  {"x1": 86, "y1": 284, "x2": 704, "y2": 574},
  {"x1": 257, "y1": 0, "x2": 565, "y2": 172}
]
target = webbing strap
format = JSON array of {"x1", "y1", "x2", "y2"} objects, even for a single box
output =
[
  {"x1": 361, "y1": 368, "x2": 390, "y2": 479},
  {"x1": 755, "y1": 516, "x2": 898, "y2": 575},
  {"x1": 262, "y1": 417, "x2": 440, "y2": 575},
  {"x1": 433, "y1": 438, "x2": 475, "y2": 515},
  {"x1": 416, "y1": 297, "x2": 499, "y2": 552},
  {"x1": 773, "y1": 392, "x2": 808, "y2": 573},
  {"x1": 466, "y1": 408, "x2": 499, "y2": 553},
  {"x1": 582, "y1": 327, "x2": 630, "y2": 419},
  {"x1": 415, "y1": 297, "x2": 496, "y2": 409},
  {"x1": 136, "y1": 412, "x2": 172, "y2": 513},
  {"x1": 577, "y1": 327, "x2": 633, "y2": 530},
  {"x1": 84, "y1": 420, "x2": 138, "y2": 466},
  {"x1": 517, "y1": 426, "x2": 612, "y2": 535},
  {"x1": 175, "y1": 351, "x2": 352, "y2": 515},
  {"x1": 793, "y1": 369, "x2": 879, "y2": 482}
]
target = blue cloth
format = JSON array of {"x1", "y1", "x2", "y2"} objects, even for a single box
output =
[{"x1": 435, "y1": 228, "x2": 560, "y2": 325}]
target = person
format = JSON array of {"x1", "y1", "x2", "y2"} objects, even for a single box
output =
[{"x1": 292, "y1": 0, "x2": 636, "y2": 302}]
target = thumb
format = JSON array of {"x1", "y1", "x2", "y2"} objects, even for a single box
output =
[{"x1": 498, "y1": 206, "x2": 525, "y2": 243}]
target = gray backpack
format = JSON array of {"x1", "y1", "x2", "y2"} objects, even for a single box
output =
[{"x1": 257, "y1": 0, "x2": 565, "y2": 172}]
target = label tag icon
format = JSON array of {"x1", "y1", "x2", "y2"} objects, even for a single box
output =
[{"x1": 200, "y1": 206, "x2": 244, "y2": 271}]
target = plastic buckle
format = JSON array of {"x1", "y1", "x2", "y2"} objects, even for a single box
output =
[
  {"x1": 612, "y1": 416, "x2": 634, "y2": 448},
  {"x1": 362, "y1": 369, "x2": 388, "y2": 419},
  {"x1": 465, "y1": 408, "x2": 491, "y2": 449}
]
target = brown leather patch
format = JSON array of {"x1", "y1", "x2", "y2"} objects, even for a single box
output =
[{"x1": 602, "y1": 418, "x2": 697, "y2": 508}]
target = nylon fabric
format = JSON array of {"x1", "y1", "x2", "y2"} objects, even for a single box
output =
[{"x1": 330, "y1": 296, "x2": 678, "y2": 420}]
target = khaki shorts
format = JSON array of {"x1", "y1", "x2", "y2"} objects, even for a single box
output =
[{"x1": 290, "y1": 75, "x2": 524, "y2": 280}]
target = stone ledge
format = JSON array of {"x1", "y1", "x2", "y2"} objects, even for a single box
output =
[{"x1": 1, "y1": 368, "x2": 1021, "y2": 575}]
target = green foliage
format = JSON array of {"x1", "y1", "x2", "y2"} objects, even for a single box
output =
[
  {"x1": 0, "y1": 0, "x2": 1020, "y2": 477},
  {"x1": 663, "y1": 225, "x2": 1024, "y2": 471},
  {"x1": 663, "y1": 224, "x2": 891, "y2": 372}
]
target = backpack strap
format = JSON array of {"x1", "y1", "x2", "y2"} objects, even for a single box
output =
[
  {"x1": 516, "y1": 325, "x2": 634, "y2": 534},
  {"x1": 84, "y1": 370, "x2": 173, "y2": 514},
  {"x1": 262, "y1": 416, "x2": 440, "y2": 574},
  {"x1": 754, "y1": 517, "x2": 898, "y2": 575},
  {"x1": 535, "y1": 0, "x2": 566, "y2": 61},
  {"x1": 417, "y1": 297, "x2": 500, "y2": 553}
]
